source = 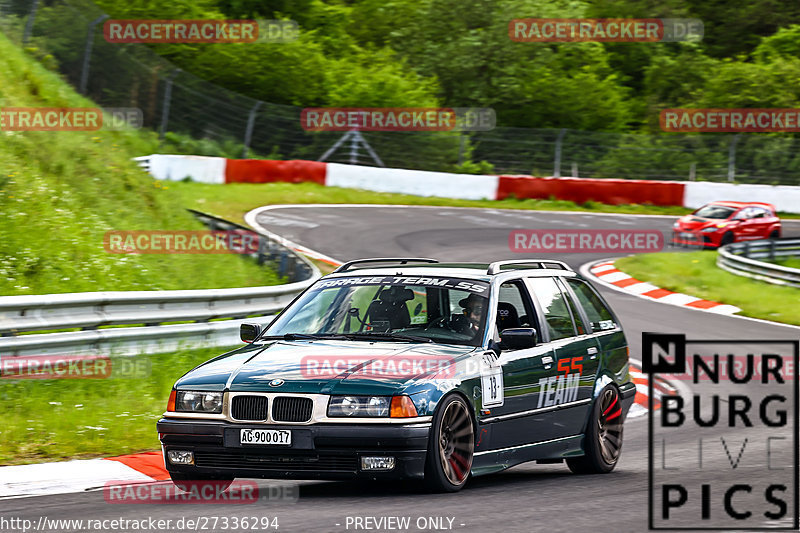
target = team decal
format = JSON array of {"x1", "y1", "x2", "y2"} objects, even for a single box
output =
[
  {"x1": 315, "y1": 276, "x2": 488, "y2": 293},
  {"x1": 537, "y1": 356, "x2": 583, "y2": 408}
]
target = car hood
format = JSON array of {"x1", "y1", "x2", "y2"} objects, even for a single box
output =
[
  {"x1": 676, "y1": 215, "x2": 720, "y2": 230},
  {"x1": 175, "y1": 340, "x2": 480, "y2": 396}
]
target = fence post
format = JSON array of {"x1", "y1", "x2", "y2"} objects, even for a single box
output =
[
  {"x1": 553, "y1": 128, "x2": 566, "y2": 177},
  {"x1": 571, "y1": 162, "x2": 578, "y2": 177},
  {"x1": 727, "y1": 134, "x2": 741, "y2": 183},
  {"x1": 458, "y1": 134, "x2": 466, "y2": 167},
  {"x1": 242, "y1": 101, "x2": 263, "y2": 158},
  {"x1": 159, "y1": 69, "x2": 181, "y2": 139},
  {"x1": 689, "y1": 162, "x2": 696, "y2": 181},
  {"x1": 79, "y1": 14, "x2": 108, "y2": 95},
  {"x1": 22, "y1": 0, "x2": 39, "y2": 46}
]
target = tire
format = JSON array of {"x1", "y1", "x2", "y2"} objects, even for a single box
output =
[
  {"x1": 567, "y1": 385, "x2": 623, "y2": 475},
  {"x1": 424, "y1": 394, "x2": 474, "y2": 492},
  {"x1": 169, "y1": 472, "x2": 234, "y2": 493},
  {"x1": 720, "y1": 231, "x2": 735, "y2": 247},
  {"x1": 770, "y1": 230, "x2": 780, "y2": 239}
]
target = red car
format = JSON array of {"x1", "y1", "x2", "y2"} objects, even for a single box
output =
[{"x1": 671, "y1": 201, "x2": 781, "y2": 248}]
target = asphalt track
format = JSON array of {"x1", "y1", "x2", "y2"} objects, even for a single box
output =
[{"x1": 4, "y1": 206, "x2": 800, "y2": 533}]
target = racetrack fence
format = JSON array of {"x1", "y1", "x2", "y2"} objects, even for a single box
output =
[{"x1": 2, "y1": 0, "x2": 800, "y2": 184}]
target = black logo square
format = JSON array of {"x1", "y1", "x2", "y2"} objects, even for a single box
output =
[{"x1": 642, "y1": 332, "x2": 686, "y2": 374}]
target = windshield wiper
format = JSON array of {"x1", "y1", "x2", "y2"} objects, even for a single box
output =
[
  {"x1": 343, "y1": 332, "x2": 434, "y2": 343},
  {"x1": 258, "y1": 333, "x2": 349, "y2": 341}
]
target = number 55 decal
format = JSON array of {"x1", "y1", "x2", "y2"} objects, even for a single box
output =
[{"x1": 480, "y1": 351, "x2": 504, "y2": 409}]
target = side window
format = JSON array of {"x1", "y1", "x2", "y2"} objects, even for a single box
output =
[
  {"x1": 566, "y1": 279, "x2": 617, "y2": 333},
  {"x1": 752, "y1": 208, "x2": 767, "y2": 219},
  {"x1": 526, "y1": 277, "x2": 576, "y2": 341},
  {"x1": 495, "y1": 281, "x2": 535, "y2": 335},
  {"x1": 557, "y1": 279, "x2": 588, "y2": 335}
]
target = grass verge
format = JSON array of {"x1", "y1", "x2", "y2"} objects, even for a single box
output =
[
  {"x1": 615, "y1": 252, "x2": 800, "y2": 326},
  {"x1": 0, "y1": 32, "x2": 280, "y2": 295},
  {"x1": 0, "y1": 346, "x2": 239, "y2": 465}
]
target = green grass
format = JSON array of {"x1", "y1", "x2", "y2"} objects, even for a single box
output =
[
  {"x1": 0, "y1": 33, "x2": 280, "y2": 295},
  {"x1": 773, "y1": 257, "x2": 800, "y2": 269},
  {"x1": 0, "y1": 346, "x2": 239, "y2": 465},
  {"x1": 616, "y1": 252, "x2": 800, "y2": 326}
]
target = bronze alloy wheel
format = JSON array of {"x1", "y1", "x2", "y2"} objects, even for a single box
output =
[
  {"x1": 597, "y1": 387, "x2": 623, "y2": 465},
  {"x1": 437, "y1": 398, "x2": 474, "y2": 486},
  {"x1": 567, "y1": 384, "x2": 624, "y2": 474}
]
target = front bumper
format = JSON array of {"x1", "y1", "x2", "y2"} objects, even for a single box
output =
[
  {"x1": 671, "y1": 230, "x2": 716, "y2": 248},
  {"x1": 157, "y1": 418, "x2": 430, "y2": 481}
]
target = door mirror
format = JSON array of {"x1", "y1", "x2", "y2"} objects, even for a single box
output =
[
  {"x1": 240, "y1": 323, "x2": 262, "y2": 343},
  {"x1": 500, "y1": 328, "x2": 538, "y2": 350}
]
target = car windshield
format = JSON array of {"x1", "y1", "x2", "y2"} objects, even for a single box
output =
[
  {"x1": 263, "y1": 275, "x2": 490, "y2": 346},
  {"x1": 694, "y1": 205, "x2": 736, "y2": 219}
]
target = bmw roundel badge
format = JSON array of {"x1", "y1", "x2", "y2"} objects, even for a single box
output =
[{"x1": 269, "y1": 378, "x2": 285, "y2": 387}]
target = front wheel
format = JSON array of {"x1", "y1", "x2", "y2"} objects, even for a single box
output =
[
  {"x1": 720, "y1": 231, "x2": 735, "y2": 247},
  {"x1": 424, "y1": 395, "x2": 474, "y2": 492},
  {"x1": 567, "y1": 385, "x2": 624, "y2": 474}
]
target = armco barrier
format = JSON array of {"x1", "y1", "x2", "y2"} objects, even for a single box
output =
[
  {"x1": 717, "y1": 238, "x2": 800, "y2": 288},
  {"x1": 683, "y1": 181, "x2": 800, "y2": 214},
  {"x1": 133, "y1": 155, "x2": 800, "y2": 213},
  {"x1": 225, "y1": 159, "x2": 326, "y2": 184},
  {"x1": 0, "y1": 212, "x2": 320, "y2": 356},
  {"x1": 326, "y1": 162, "x2": 499, "y2": 200},
  {"x1": 497, "y1": 175, "x2": 685, "y2": 206}
]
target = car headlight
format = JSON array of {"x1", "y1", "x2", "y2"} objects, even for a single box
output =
[
  {"x1": 673, "y1": 222, "x2": 680, "y2": 228},
  {"x1": 328, "y1": 396, "x2": 390, "y2": 417},
  {"x1": 175, "y1": 391, "x2": 223, "y2": 413},
  {"x1": 701, "y1": 227, "x2": 718, "y2": 233}
]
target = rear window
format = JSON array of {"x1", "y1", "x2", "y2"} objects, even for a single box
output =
[{"x1": 566, "y1": 279, "x2": 617, "y2": 333}]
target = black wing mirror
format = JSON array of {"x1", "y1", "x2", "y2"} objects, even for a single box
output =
[
  {"x1": 500, "y1": 328, "x2": 538, "y2": 350},
  {"x1": 240, "y1": 323, "x2": 262, "y2": 343}
]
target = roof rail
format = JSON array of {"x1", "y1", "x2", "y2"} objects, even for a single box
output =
[
  {"x1": 333, "y1": 258, "x2": 439, "y2": 273},
  {"x1": 487, "y1": 260, "x2": 572, "y2": 275}
]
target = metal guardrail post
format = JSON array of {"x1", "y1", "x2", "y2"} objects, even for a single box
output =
[
  {"x1": 159, "y1": 69, "x2": 181, "y2": 139},
  {"x1": 79, "y1": 14, "x2": 109, "y2": 95},
  {"x1": 22, "y1": 0, "x2": 39, "y2": 46},
  {"x1": 553, "y1": 128, "x2": 566, "y2": 178},
  {"x1": 242, "y1": 101, "x2": 263, "y2": 159},
  {"x1": 727, "y1": 134, "x2": 740, "y2": 183}
]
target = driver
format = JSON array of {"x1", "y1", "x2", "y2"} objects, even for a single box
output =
[{"x1": 458, "y1": 293, "x2": 485, "y2": 336}]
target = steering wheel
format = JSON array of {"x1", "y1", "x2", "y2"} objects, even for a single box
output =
[{"x1": 424, "y1": 315, "x2": 460, "y2": 333}]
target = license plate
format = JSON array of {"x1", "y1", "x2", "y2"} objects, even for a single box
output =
[
  {"x1": 680, "y1": 232, "x2": 695, "y2": 239},
  {"x1": 240, "y1": 429, "x2": 291, "y2": 446}
]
